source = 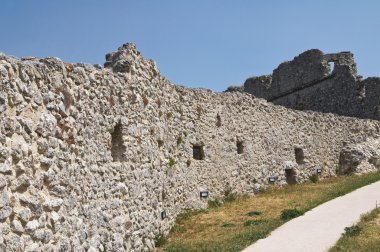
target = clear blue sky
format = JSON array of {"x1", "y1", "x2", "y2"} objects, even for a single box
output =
[{"x1": 1, "y1": 1, "x2": 379, "y2": 91}]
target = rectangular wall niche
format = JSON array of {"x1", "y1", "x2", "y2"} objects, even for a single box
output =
[
  {"x1": 193, "y1": 145, "x2": 205, "y2": 160},
  {"x1": 285, "y1": 169, "x2": 297, "y2": 185},
  {"x1": 111, "y1": 121, "x2": 126, "y2": 162},
  {"x1": 237, "y1": 141, "x2": 244, "y2": 154},
  {"x1": 294, "y1": 147, "x2": 305, "y2": 164}
]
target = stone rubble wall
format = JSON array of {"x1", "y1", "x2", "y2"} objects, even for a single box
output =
[
  {"x1": 243, "y1": 49, "x2": 380, "y2": 120},
  {"x1": 1, "y1": 43, "x2": 380, "y2": 251},
  {"x1": 338, "y1": 138, "x2": 380, "y2": 175}
]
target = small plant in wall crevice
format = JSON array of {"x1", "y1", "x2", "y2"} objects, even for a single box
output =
[
  {"x1": 177, "y1": 136, "x2": 183, "y2": 146},
  {"x1": 168, "y1": 157, "x2": 176, "y2": 167},
  {"x1": 154, "y1": 234, "x2": 167, "y2": 247},
  {"x1": 161, "y1": 189, "x2": 167, "y2": 201},
  {"x1": 309, "y1": 173, "x2": 319, "y2": 183}
]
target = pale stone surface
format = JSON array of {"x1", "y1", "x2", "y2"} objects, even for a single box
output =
[
  {"x1": 25, "y1": 220, "x2": 39, "y2": 233},
  {"x1": 0, "y1": 191, "x2": 10, "y2": 208},
  {"x1": 0, "y1": 43, "x2": 379, "y2": 251},
  {"x1": 338, "y1": 138, "x2": 380, "y2": 175},
  {"x1": 11, "y1": 219, "x2": 24, "y2": 233},
  {"x1": 0, "y1": 206, "x2": 12, "y2": 220}
]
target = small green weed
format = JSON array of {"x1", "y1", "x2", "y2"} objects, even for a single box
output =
[
  {"x1": 244, "y1": 220, "x2": 266, "y2": 226},
  {"x1": 224, "y1": 193, "x2": 237, "y2": 203},
  {"x1": 224, "y1": 188, "x2": 237, "y2": 203},
  {"x1": 168, "y1": 157, "x2": 176, "y2": 167},
  {"x1": 344, "y1": 225, "x2": 362, "y2": 236},
  {"x1": 309, "y1": 173, "x2": 319, "y2": 183},
  {"x1": 280, "y1": 208, "x2": 303, "y2": 220},
  {"x1": 177, "y1": 136, "x2": 183, "y2": 146},
  {"x1": 246, "y1": 211, "x2": 262, "y2": 216},
  {"x1": 161, "y1": 190, "x2": 167, "y2": 201},
  {"x1": 221, "y1": 223, "x2": 236, "y2": 228},
  {"x1": 208, "y1": 199, "x2": 222, "y2": 208},
  {"x1": 154, "y1": 234, "x2": 167, "y2": 247}
]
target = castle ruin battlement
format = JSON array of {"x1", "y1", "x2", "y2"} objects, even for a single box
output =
[{"x1": 244, "y1": 49, "x2": 380, "y2": 120}]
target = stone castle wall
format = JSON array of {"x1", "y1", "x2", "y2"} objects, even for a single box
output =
[
  {"x1": 244, "y1": 49, "x2": 380, "y2": 120},
  {"x1": 1, "y1": 44, "x2": 380, "y2": 251}
]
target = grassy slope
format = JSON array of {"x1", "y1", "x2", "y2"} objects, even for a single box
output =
[
  {"x1": 329, "y1": 207, "x2": 380, "y2": 252},
  {"x1": 159, "y1": 172, "x2": 380, "y2": 252}
]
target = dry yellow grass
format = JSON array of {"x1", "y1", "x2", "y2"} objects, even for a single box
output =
[
  {"x1": 159, "y1": 173, "x2": 380, "y2": 252},
  {"x1": 330, "y1": 207, "x2": 380, "y2": 252}
]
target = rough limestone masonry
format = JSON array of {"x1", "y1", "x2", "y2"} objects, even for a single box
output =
[{"x1": 1, "y1": 43, "x2": 380, "y2": 251}]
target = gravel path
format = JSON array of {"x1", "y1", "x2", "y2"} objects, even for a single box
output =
[{"x1": 243, "y1": 180, "x2": 380, "y2": 252}]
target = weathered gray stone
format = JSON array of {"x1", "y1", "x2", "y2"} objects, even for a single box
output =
[
  {"x1": 12, "y1": 174, "x2": 31, "y2": 192},
  {"x1": 0, "y1": 43, "x2": 380, "y2": 251},
  {"x1": 25, "y1": 220, "x2": 39, "y2": 233},
  {"x1": 35, "y1": 113, "x2": 57, "y2": 137},
  {"x1": 0, "y1": 222, "x2": 11, "y2": 235},
  {"x1": 9, "y1": 92, "x2": 24, "y2": 106},
  {"x1": 5, "y1": 233, "x2": 23, "y2": 251},
  {"x1": 11, "y1": 219, "x2": 24, "y2": 233},
  {"x1": 43, "y1": 197, "x2": 63, "y2": 211},
  {"x1": 244, "y1": 49, "x2": 380, "y2": 120},
  {"x1": 0, "y1": 206, "x2": 12, "y2": 220},
  {"x1": 19, "y1": 195, "x2": 42, "y2": 215},
  {"x1": 0, "y1": 191, "x2": 10, "y2": 208},
  {"x1": 14, "y1": 207, "x2": 32, "y2": 222},
  {"x1": 0, "y1": 94, "x2": 7, "y2": 113},
  {"x1": 24, "y1": 243, "x2": 40, "y2": 252},
  {"x1": 338, "y1": 138, "x2": 380, "y2": 175},
  {"x1": 0, "y1": 147, "x2": 9, "y2": 163},
  {"x1": 33, "y1": 228, "x2": 53, "y2": 242},
  {"x1": 0, "y1": 176, "x2": 7, "y2": 189},
  {"x1": 0, "y1": 160, "x2": 12, "y2": 174}
]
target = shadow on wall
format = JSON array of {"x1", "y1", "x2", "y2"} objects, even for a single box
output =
[{"x1": 111, "y1": 121, "x2": 126, "y2": 162}]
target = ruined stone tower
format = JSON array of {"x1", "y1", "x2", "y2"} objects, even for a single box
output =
[{"x1": 244, "y1": 49, "x2": 380, "y2": 120}]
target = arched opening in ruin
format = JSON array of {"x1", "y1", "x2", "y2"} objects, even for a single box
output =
[
  {"x1": 111, "y1": 121, "x2": 126, "y2": 162},
  {"x1": 328, "y1": 61, "x2": 335, "y2": 74},
  {"x1": 285, "y1": 168, "x2": 297, "y2": 185},
  {"x1": 237, "y1": 141, "x2": 244, "y2": 154},
  {"x1": 294, "y1": 147, "x2": 304, "y2": 164},
  {"x1": 193, "y1": 145, "x2": 205, "y2": 160}
]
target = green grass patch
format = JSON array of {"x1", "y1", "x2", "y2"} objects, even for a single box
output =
[
  {"x1": 246, "y1": 211, "x2": 262, "y2": 216},
  {"x1": 343, "y1": 225, "x2": 362, "y2": 237},
  {"x1": 221, "y1": 223, "x2": 236, "y2": 228},
  {"x1": 155, "y1": 234, "x2": 168, "y2": 247},
  {"x1": 208, "y1": 199, "x2": 223, "y2": 208},
  {"x1": 280, "y1": 208, "x2": 303, "y2": 220},
  {"x1": 309, "y1": 173, "x2": 319, "y2": 183},
  {"x1": 244, "y1": 219, "x2": 266, "y2": 226}
]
